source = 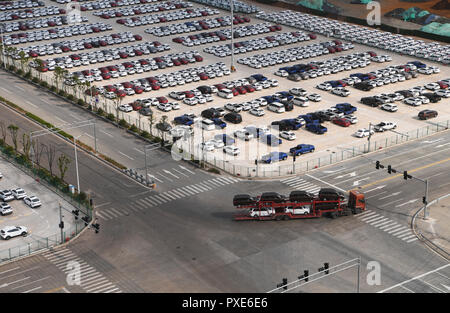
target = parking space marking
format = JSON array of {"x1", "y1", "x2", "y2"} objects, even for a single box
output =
[
  {"x1": 25, "y1": 100, "x2": 37, "y2": 108},
  {"x1": 22, "y1": 286, "x2": 42, "y2": 293},
  {"x1": 118, "y1": 151, "x2": 134, "y2": 160},
  {"x1": 0, "y1": 87, "x2": 11, "y2": 94},
  {"x1": 0, "y1": 267, "x2": 20, "y2": 275},
  {"x1": 100, "y1": 129, "x2": 113, "y2": 138}
]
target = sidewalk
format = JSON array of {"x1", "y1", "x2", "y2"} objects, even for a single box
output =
[{"x1": 415, "y1": 197, "x2": 450, "y2": 254}]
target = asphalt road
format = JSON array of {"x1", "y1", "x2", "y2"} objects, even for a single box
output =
[{"x1": 0, "y1": 103, "x2": 449, "y2": 293}]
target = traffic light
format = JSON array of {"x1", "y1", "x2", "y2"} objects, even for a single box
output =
[
  {"x1": 72, "y1": 209, "x2": 79, "y2": 220},
  {"x1": 423, "y1": 196, "x2": 427, "y2": 205},
  {"x1": 90, "y1": 199, "x2": 93, "y2": 207},
  {"x1": 81, "y1": 216, "x2": 90, "y2": 226},
  {"x1": 92, "y1": 223, "x2": 100, "y2": 234},
  {"x1": 376, "y1": 161, "x2": 380, "y2": 169},
  {"x1": 255, "y1": 159, "x2": 258, "y2": 166},
  {"x1": 304, "y1": 270, "x2": 309, "y2": 282},
  {"x1": 59, "y1": 221, "x2": 64, "y2": 229},
  {"x1": 293, "y1": 154, "x2": 296, "y2": 162},
  {"x1": 387, "y1": 165, "x2": 392, "y2": 174},
  {"x1": 324, "y1": 262, "x2": 329, "y2": 275},
  {"x1": 282, "y1": 278, "x2": 287, "y2": 290},
  {"x1": 404, "y1": 171, "x2": 408, "y2": 180}
]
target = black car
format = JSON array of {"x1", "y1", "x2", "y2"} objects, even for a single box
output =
[
  {"x1": 260, "y1": 192, "x2": 287, "y2": 203},
  {"x1": 354, "y1": 82, "x2": 374, "y2": 91},
  {"x1": 289, "y1": 190, "x2": 315, "y2": 202},
  {"x1": 224, "y1": 112, "x2": 242, "y2": 124},
  {"x1": 307, "y1": 112, "x2": 326, "y2": 123},
  {"x1": 233, "y1": 194, "x2": 257, "y2": 206},
  {"x1": 360, "y1": 97, "x2": 381, "y2": 107},
  {"x1": 139, "y1": 107, "x2": 153, "y2": 116},
  {"x1": 197, "y1": 85, "x2": 212, "y2": 94},
  {"x1": 201, "y1": 108, "x2": 220, "y2": 119},
  {"x1": 422, "y1": 93, "x2": 441, "y2": 103},
  {"x1": 271, "y1": 120, "x2": 293, "y2": 131},
  {"x1": 318, "y1": 188, "x2": 345, "y2": 201},
  {"x1": 396, "y1": 90, "x2": 414, "y2": 98},
  {"x1": 283, "y1": 102, "x2": 294, "y2": 111},
  {"x1": 418, "y1": 110, "x2": 438, "y2": 120}
]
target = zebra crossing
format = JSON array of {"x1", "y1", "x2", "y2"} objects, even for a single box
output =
[
  {"x1": 357, "y1": 209, "x2": 418, "y2": 243},
  {"x1": 96, "y1": 176, "x2": 240, "y2": 221},
  {"x1": 43, "y1": 248, "x2": 122, "y2": 293},
  {"x1": 280, "y1": 176, "x2": 321, "y2": 194}
]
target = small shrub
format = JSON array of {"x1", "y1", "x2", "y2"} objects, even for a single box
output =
[
  {"x1": 4, "y1": 146, "x2": 15, "y2": 156},
  {"x1": 16, "y1": 69, "x2": 24, "y2": 75},
  {"x1": 50, "y1": 85, "x2": 57, "y2": 92},
  {"x1": 207, "y1": 168, "x2": 220, "y2": 174},
  {"x1": 24, "y1": 71, "x2": 32, "y2": 79},
  {"x1": 106, "y1": 113, "x2": 115, "y2": 121},
  {"x1": 40, "y1": 81, "x2": 48, "y2": 88},
  {"x1": 58, "y1": 90, "x2": 66, "y2": 97},
  {"x1": 8, "y1": 65, "x2": 16, "y2": 71},
  {"x1": 67, "y1": 94, "x2": 75, "y2": 101},
  {"x1": 118, "y1": 119, "x2": 128, "y2": 128},
  {"x1": 129, "y1": 124, "x2": 138, "y2": 132},
  {"x1": 32, "y1": 77, "x2": 39, "y2": 83},
  {"x1": 77, "y1": 99, "x2": 85, "y2": 106},
  {"x1": 140, "y1": 130, "x2": 150, "y2": 138},
  {"x1": 97, "y1": 108, "x2": 104, "y2": 115}
]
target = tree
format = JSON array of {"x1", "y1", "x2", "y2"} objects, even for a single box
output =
[
  {"x1": 21, "y1": 133, "x2": 31, "y2": 160},
  {"x1": 57, "y1": 153, "x2": 71, "y2": 181},
  {"x1": 156, "y1": 115, "x2": 170, "y2": 142},
  {"x1": 113, "y1": 96, "x2": 123, "y2": 122},
  {"x1": 7, "y1": 124, "x2": 19, "y2": 152},
  {"x1": 148, "y1": 114, "x2": 155, "y2": 136},
  {"x1": 0, "y1": 121, "x2": 7, "y2": 143},
  {"x1": 18, "y1": 50, "x2": 30, "y2": 72},
  {"x1": 47, "y1": 144, "x2": 56, "y2": 175},
  {"x1": 53, "y1": 66, "x2": 63, "y2": 89},
  {"x1": 35, "y1": 58, "x2": 44, "y2": 80},
  {"x1": 32, "y1": 139, "x2": 46, "y2": 167}
]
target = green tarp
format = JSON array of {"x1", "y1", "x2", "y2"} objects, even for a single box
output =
[
  {"x1": 420, "y1": 22, "x2": 450, "y2": 37},
  {"x1": 297, "y1": 0, "x2": 324, "y2": 11}
]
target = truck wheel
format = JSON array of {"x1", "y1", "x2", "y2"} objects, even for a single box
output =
[
  {"x1": 330, "y1": 212, "x2": 337, "y2": 219},
  {"x1": 276, "y1": 215, "x2": 282, "y2": 221},
  {"x1": 22, "y1": 232, "x2": 27, "y2": 237},
  {"x1": 283, "y1": 215, "x2": 290, "y2": 220}
]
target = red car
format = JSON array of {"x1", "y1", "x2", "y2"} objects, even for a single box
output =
[
  {"x1": 157, "y1": 96, "x2": 168, "y2": 104},
  {"x1": 139, "y1": 59, "x2": 149, "y2": 65},
  {"x1": 105, "y1": 85, "x2": 116, "y2": 92},
  {"x1": 244, "y1": 85, "x2": 255, "y2": 93},
  {"x1": 99, "y1": 40, "x2": 107, "y2": 47},
  {"x1": 231, "y1": 88, "x2": 239, "y2": 96},
  {"x1": 150, "y1": 84, "x2": 160, "y2": 90},
  {"x1": 101, "y1": 73, "x2": 111, "y2": 80},
  {"x1": 332, "y1": 117, "x2": 351, "y2": 127},
  {"x1": 438, "y1": 81, "x2": 449, "y2": 89},
  {"x1": 183, "y1": 91, "x2": 195, "y2": 98},
  {"x1": 179, "y1": 58, "x2": 188, "y2": 65},
  {"x1": 308, "y1": 33, "x2": 317, "y2": 39},
  {"x1": 199, "y1": 73, "x2": 209, "y2": 80},
  {"x1": 194, "y1": 55, "x2": 203, "y2": 62},
  {"x1": 119, "y1": 52, "x2": 128, "y2": 59},
  {"x1": 61, "y1": 46, "x2": 70, "y2": 52},
  {"x1": 172, "y1": 37, "x2": 183, "y2": 43},
  {"x1": 130, "y1": 102, "x2": 142, "y2": 111},
  {"x1": 122, "y1": 82, "x2": 133, "y2": 89},
  {"x1": 116, "y1": 90, "x2": 126, "y2": 97},
  {"x1": 134, "y1": 86, "x2": 144, "y2": 94},
  {"x1": 84, "y1": 42, "x2": 93, "y2": 49},
  {"x1": 236, "y1": 86, "x2": 247, "y2": 95},
  {"x1": 92, "y1": 27, "x2": 100, "y2": 33},
  {"x1": 173, "y1": 59, "x2": 181, "y2": 66},
  {"x1": 214, "y1": 83, "x2": 226, "y2": 90},
  {"x1": 28, "y1": 51, "x2": 38, "y2": 57},
  {"x1": 134, "y1": 35, "x2": 143, "y2": 41},
  {"x1": 107, "y1": 65, "x2": 118, "y2": 72},
  {"x1": 82, "y1": 70, "x2": 92, "y2": 76},
  {"x1": 99, "y1": 67, "x2": 109, "y2": 74},
  {"x1": 367, "y1": 51, "x2": 377, "y2": 57}
]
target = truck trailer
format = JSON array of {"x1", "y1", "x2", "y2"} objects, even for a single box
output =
[{"x1": 233, "y1": 189, "x2": 365, "y2": 221}]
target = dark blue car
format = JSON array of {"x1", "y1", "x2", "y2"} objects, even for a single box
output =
[
  {"x1": 408, "y1": 61, "x2": 426, "y2": 68},
  {"x1": 282, "y1": 119, "x2": 302, "y2": 130},
  {"x1": 260, "y1": 134, "x2": 282, "y2": 146},
  {"x1": 289, "y1": 144, "x2": 315, "y2": 156},
  {"x1": 335, "y1": 103, "x2": 357, "y2": 114},
  {"x1": 174, "y1": 115, "x2": 193, "y2": 126},
  {"x1": 212, "y1": 118, "x2": 226, "y2": 129},
  {"x1": 214, "y1": 134, "x2": 235, "y2": 145},
  {"x1": 261, "y1": 152, "x2": 288, "y2": 164},
  {"x1": 251, "y1": 74, "x2": 267, "y2": 82},
  {"x1": 306, "y1": 123, "x2": 327, "y2": 134}
]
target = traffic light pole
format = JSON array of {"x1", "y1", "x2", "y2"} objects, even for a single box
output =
[{"x1": 59, "y1": 203, "x2": 64, "y2": 244}]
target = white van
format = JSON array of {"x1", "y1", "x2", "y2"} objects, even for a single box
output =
[
  {"x1": 267, "y1": 102, "x2": 285, "y2": 113},
  {"x1": 217, "y1": 88, "x2": 234, "y2": 99},
  {"x1": 200, "y1": 119, "x2": 215, "y2": 131}
]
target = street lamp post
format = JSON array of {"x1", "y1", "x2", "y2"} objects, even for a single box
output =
[
  {"x1": 74, "y1": 134, "x2": 84, "y2": 193},
  {"x1": 230, "y1": 0, "x2": 235, "y2": 72}
]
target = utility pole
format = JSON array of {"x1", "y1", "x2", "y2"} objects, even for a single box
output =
[
  {"x1": 59, "y1": 203, "x2": 64, "y2": 244},
  {"x1": 230, "y1": 0, "x2": 235, "y2": 72},
  {"x1": 74, "y1": 134, "x2": 84, "y2": 193},
  {"x1": 367, "y1": 122, "x2": 372, "y2": 153}
]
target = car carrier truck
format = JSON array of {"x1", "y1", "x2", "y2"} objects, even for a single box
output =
[{"x1": 233, "y1": 189, "x2": 365, "y2": 221}]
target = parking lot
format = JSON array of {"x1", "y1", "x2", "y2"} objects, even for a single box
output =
[
  {"x1": 5, "y1": 0, "x2": 450, "y2": 173},
  {"x1": 0, "y1": 157, "x2": 82, "y2": 259}
]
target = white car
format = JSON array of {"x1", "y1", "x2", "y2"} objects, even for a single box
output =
[
  {"x1": 0, "y1": 190, "x2": 14, "y2": 202},
  {"x1": 169, "y1": 91, "x2": 185, "y2": 100},
  {"x1": 380, "y1": 103, "x2": 398, "y2": 112},
  {"x1": 223, "y1": 145, "x2": 240, "y2": 156},
  {"x1": 118, "y1": 104, "x2": 133, "y2": 112},
  {"x1": 0, "y1": 226, "x2": 28, "y2": 240},
  {"x1": 275, "y1": 70, "x2": 288, "y2": 77},
  {"x1": 200, "y1": 142, "x2": 215, "y2": 151},
  {"x1": 435, "y1": 89, "x2": 450, "y2": 98},
  {"x1": 207, "y1": 139, "x2": 224, "y2": 149},
  {"x1": 291, "y1": 97, "x2": 309, "y2": 107},
  {"x1": 404, "y1": 97, "x2": 422, "y2": 106},
  {"x1": 417, "y1": 96, "x2": 430, "y2": 104},
  {"x1": 11, "y1": 188, "x2": 27, "y2": 200},
  {"x1": 249, "y1": 108, "x2": 265, "y2": 116},
  {"x1": 280, "y1": 131, "x2": 296, "y2": 141},
  {"x1": 24, "y1": 196, "x2": 41, "y2": 208},
  {"x1": 332, "y1": 87, "x2": 350, "y2": 97},
  {"x1": 289, "y1": 87, "x2": 307, "y2": 96},
  {"x1": 170, "y1": 102, "x2": 180, "y2": 110},
  {"x1": 343, "y1": 115, "x2": 358, "y2": 124},
  {"x1": 307, "y1": 93, "x2": 321, "y2": 102},
  {"x1": 234, "y1": 130, "x2": 254, "y2": 141},
  {"x1": 316, "y1": 83, "x2": 332, "y2": 91},
  {"x1": 354, "y1": 128, "x2": 374, "y2": 138},
  {"x1": 183, "y1": 97, "x2": 198, "y2": 106},
  {"x1": 157, "y1": 103, "x2": 172, "y2": 112},
  {"x1": 373, "y1": 122, "x2": 397, "y2": 132},
  {"x1": 0, "y1": 202, "x2": 13, "y2": 216},
  {"x1": 425, "y1": 83, "x2": 440, "y2": 90}
]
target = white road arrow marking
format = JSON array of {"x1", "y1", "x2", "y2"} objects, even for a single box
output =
[
  {"x1": 352, "y1": 177, "x2": 371, "y2": 186},
  {"x1": 423, "y1": 139, "x2": 443, "y2": 144},
  {"x1": 436, "y1": 143, "x2": 450, "y2": 148},
  {"x1": 379, "y1": 191, "x2": 402, "y2": 200},
  {"x1": 365, "y1": 185, "x2": 386, "y2": 193},
  {"x1": 163, "y1": 170, "x2": 179, "y2": 179},
  {"x1": 0, "y1": 277, "x2": 30, "y2": 288},
  {"x1": 334, "y1": 171, "x2": 356, "y2": 179},
  {"x1": 323, "y1": 168, "x2": 346, "y2": 174},
  {"x1": 395, "y1": 199, "x2": 419, "y2": 207},
  {"x1": 179, "y1": 165, "x2": 195, "y2": 174}
]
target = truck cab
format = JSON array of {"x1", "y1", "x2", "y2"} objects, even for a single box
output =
[{"x1": 347, "y1": 190, "x2": 365, "y2": 213}]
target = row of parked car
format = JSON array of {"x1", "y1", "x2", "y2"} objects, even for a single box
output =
[
  {"x1": 203, "y1": 31, "x2": 310, "y2": 58},
  {"x1": 0, "y1": 0, "x2": 43, "y2": 11},
  {"x1": 145, "y1": 15, "x2": 248, "y2": 37},
  {"x1": 0, "y1": 14, "x2": 86, "y2": 33},
  {"x1": 96, "y1": 62, "x2": 230, "y2": 99},
  {"x1": 278, "y1": 52, "x2": 374, "y2": 82},
  {"x1": 18, "y1": 31, "x2": 138, "y2": 58},
  {"x1": 0, "y1": 187, "x2": 41, "y2": 215},
  {"x1": 190, "y1": 0, "x2": 260, "y2": 14},
  {"x1": 92, "y1": 0, "x2": 192, "y2": 18},
  {"x1": 39, "y1": 39, "x2": 165, "y2": 71},
  {"x1": 2, "y1": 22, "x2": 111, "y2": 46},
  {"x1": 172, "y1": 22, "x2": 280, "y2": 47},
  {"x1": 256, "y1": 10, "x2": 449, "y2": 65},
  {"x1": 0, "y1": 5, "x2": 63, "y2": 21},
  {"x1": 241, "y1": 39, "x2": 351, "y2": 69},
  {"x1": 66, "y1": 51, "x2": 203, "y2": 84},
  {"x1": 71, "y1": 0, "x2": 162, "y2": 11}
]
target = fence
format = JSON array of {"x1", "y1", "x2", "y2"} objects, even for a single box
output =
[
  {"x1": 200, "y1": 120, "x2": 450, "y2": 178},
  {"x1": 0, "y1": 224, "x2": 85, "y2": 263},
  {"x1": 0, "y1": 147, "x2": 92, "y2": 263}
]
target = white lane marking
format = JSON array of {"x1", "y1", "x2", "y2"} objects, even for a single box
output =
[
  {"x1": 163, "y1": 169, "x2": 179, "y2": 179},
  {"x1": 406, "y1": 237, "x2": 418, "y2": 243},
  {"x1": 399, "y1": 285, "x2": 415, "y2": 293},
  {"x1": 334, "y1": 171, "x2": 356, "y2": 179},
  {"x1": 363, "y1": 216, "x2": 386, "y2": 224},
  {"x1": 16, "y1": 86, "x2": 24, "y2": 91},
  {"x1": 370, "y1": 218, "x2": 390, "y2": 226},
  {"x1": 358, "y1": 211, "x2": 377, "y2": 219},
  {"x1": 419, "y1": 279, "x2": 446, "y2": 293},
  {"x1": 81, "y1": 274, "x2": 104, "y2": 285},
  {"x1": 397, "y1": 232, "x2": 414, "y2": 239},
  {"x1": 62, "y1": 263, "x2": 89, "y2": 273},
  {"x1": 179, "y1": 165, "x2": 195, "y2": 174},
  {"x1": 62, "y1": 287, "x2": 71, "y2": 293},
  {"x1": 109, "y1": 208, "x2": 123, "y2": 216},
  {"x1": 380, "y1": 198, "x2": 405, "y2": 208},
  {"x1": 175, "y1": 189, "x2": 191, "y2": 196},
  {"x1": 25, "y1": 100, "x2": 37, "y2": 108},
  {"x1": 435, "y1": 143, "x2": 450, "y2": 148},
  {"x1": 378, "y1": 222, "x2": 399, "y2": 230},
  {"x1": 356, "y1": 209, "x2": 372, "y2": 217},
  {"x1": 0, "y1": 277, "x2": 30, "y2": 287},
  {"x1": 149, "y1": 196, "x2": 164, "y2": 205},
  {"x1": 82, "y1": 278, "x2": 109, "y2": 290},
  {"x1": 95, "y1": 212, "x2": 107, "y2": 220},
  {"x1": 95, "y1": 285, "x2": 119, "y2": 293},
  {"x1": 360, "y1": 213, "x2": 380, "y2": 221},
  {"x1": 54, "y1": 116, "x2": 67, "y2": 123},
  {"x1": 170, "y1": 190, "x2": 186, "y2": 198},
  {"x1": 401, "y1": 234, "x2": 417, "y2": 241},
  {"x1": 12, "y1": 276, "x2": 50, "y2": 290},
  {"x1": 86, "y1": 282, "x2": 114, "y2": 293},
  {"x1": 435, "y1": 272, "x2": 450, "y2": 280},
  {"x1": 387, "y1": 226, "x2": 407, "y2": 234},
  {"x1": 378, "y1": 264, "x2": 450, "y2": 293},
  {"x1": 157, "y1": 172, "x2": 172, "y2": 182},
  {"x1": 105, "y1": 287, "x2": 120, "y2": 293},
  {"x1": 0, "y1": 267, "x2": 20, "y2": 275},
  {"x1": 391, "y1": 228, "x2": 411, "y2": 236},
  {"x1": 70, "y1": 113, "x2": 83, "y2": 121},
  {"x1": 0, "y1": 87, "x2": 11, "y2": 93},
  {"x1": 305, "y1": 174, "x2": 346, "y2": 192},
  {"x1": 52, "y1": 256, "x2": 81, "y2": 266},
  {"x1": 366, "y1": 191, "x2": 388, "y2": 199},
  {"x1": 0, "y1": 267, "x2": 39, "y2": 280},
  {"x1": 281, "y1": 176, "x2": 302, "y2": 183},
  {"x1": 156, "y1": 194, "x2": 171, "y2": 201},
  {"x1": 184, "y1": 186, "x2": 201, "y2": 193},
  {"x1": 22, "y1": 286, "x2": 42, "y2": 293},
  {"x1": 395, "y1": 199, "x2": 419, "y2": 208},
  {"x1": 100, "y1": 129, "x2": 113, "y2": 137},
  {"x1": 118, "y1": 151, "x2": 134, "y2": 160},
  {"x1": 84, "y1": 132, "x2": 94, "y2": 139},
  {"x1": 162, "y1": 192, "x2": 178, "y2": 200},
  {"x1": 365, "y1": 185, "x2": 386, "y2": 193},
  {"x1": 379, "y1": 191, "x2": 402, "y2": 200},
  {"x1": 172, "y1": 168, "x2": 189, "y2": 177},
  {"x1": 352, "y1": 177, "x2": 371, "y2": 186},
  {"x1": 148, "y1": 174, "x2": 162, "y2": 183},
  {"x1": 95, "y1": 202, "x2": 111, "y2": 208},
  {"x1": 133, "y1": 147, "x2": 144, "y2": 154}
]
